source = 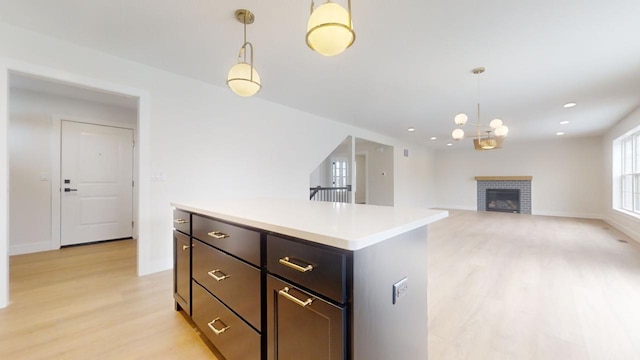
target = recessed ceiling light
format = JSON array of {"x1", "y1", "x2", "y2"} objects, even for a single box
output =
[
  {"x1": 408, "y1": 127, "x2": 416, "y2": 132},
  {"x1": 430, "y1": 136, "x2": 437, "y2": 140},
  {"x1": 560, "y1": 120, "x2": 570, "y2": 125},
  {"x1": 563, "y1": 102, "x2": 577, "y2": 108},
  {"x1": 446, "y1": 143, "x2": 453, "y2": 146},
  {"x1": 556, "y1": 131, "x2": 565, "y2": 136}
]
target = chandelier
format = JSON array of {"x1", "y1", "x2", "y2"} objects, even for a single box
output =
[
  {"x1": 451, "y1": 67, "x2": 509, "y2": 150},
  {"x1": 227, "y1": 9, "x2": 261, "y2": 97},
  {"x1": 306, "y1": 0, "x2": 355, "y2": 56}
]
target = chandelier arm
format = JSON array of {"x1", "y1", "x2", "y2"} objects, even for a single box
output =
[{"x1": 461, "y1": 122, "x2": 493, "y2": 128}]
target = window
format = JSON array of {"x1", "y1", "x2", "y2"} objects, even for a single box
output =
[
  {"x1": 614, "y1": 127, "x2": 640, "y2": 216},
  {"x1": 332, "y1": 160, "x2": 348, "y2": 188}
]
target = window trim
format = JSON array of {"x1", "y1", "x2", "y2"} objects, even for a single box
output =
[{"x1": 613, "y1": 125, "x2": 640, "y2": 219}]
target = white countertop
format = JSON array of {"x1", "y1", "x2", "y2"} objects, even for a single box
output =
[{"x1": 171, "y1": 199, "x2": 448, "y2": 251}]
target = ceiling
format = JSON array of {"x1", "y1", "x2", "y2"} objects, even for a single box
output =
[{"x1": 1, "y1": 0, "x2": 639, "y2": 149}]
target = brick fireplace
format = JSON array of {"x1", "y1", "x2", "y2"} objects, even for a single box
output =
[{"x1": 475, "y1": 176, "x2": 532, "y2": 214}]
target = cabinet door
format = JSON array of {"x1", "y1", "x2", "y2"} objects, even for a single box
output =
[
  {"x1": 174, "y1": 230, "x2": 191, "y2": 314},
  {"x1": 267, "y1": 275, "x2": 346, "y2": 360}
]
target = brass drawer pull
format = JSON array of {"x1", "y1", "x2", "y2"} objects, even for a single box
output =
[
  {"x1": 207, "y1": 318, "x2": 230, "y2": 335},
  {"x1": 182, "y1": 245, "x2": 191, "y2": 251},
  {"x1": 208, "y1": 269, "x2": 230, "y2": 281},
  {"x1": 174, "y1": 218, "x2": 189, "y2": 224},
  {"x1": 279, "y1": 257, "x2": 313, "y2": 273},
  {"x1": 208, "y1": 231, "x2": 229, "y2": 239},
  {"x1": 279, "y1": 287, "x2": 313, "y2": 307}
]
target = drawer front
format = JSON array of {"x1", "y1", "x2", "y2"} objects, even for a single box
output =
[
  {"x1": 174, "y1": 230, "x2": 191, "y2": 314},
  {"x1": 192, "y1": 214, "x2": 260, "y2": 266},
  {"x1": 192, "y1": 239, "x2": 261, "y2": 330},
  {"x1": 173, "y1": 209, "x2": 191, "y2": 235},
  {"x1": 267, "y1": 235, "x2": 347, "y2": 304},
  {"x1": 267, "y1": 275, "x2": 346, "y2": 360},
  {"x1": 192, "y1": 282, "x2": 261, "y2": 360}
]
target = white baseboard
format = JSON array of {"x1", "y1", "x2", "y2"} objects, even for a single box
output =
[
  {"x1": 531, "y1": 210, "x2": 604, "y2": 220},
  {"x1": 437, "y1": 206, "x2": 605, "y2": 220},
  {"x1": 138, "y1": 257, "x2": 172, "y2": 277},
  {"x1": 9, "y1": 241, "x2": 53, "y2": 256},
  {"x1": 603, "y1": 216, "x2": 640, "y2": 244},
  {"x1": 436, "y1": 205, "x2": 477, "y2": 211}
]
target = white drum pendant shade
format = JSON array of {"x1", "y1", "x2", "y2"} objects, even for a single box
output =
[
  {"x1": 306, "y1": 2, "x2": 355, "y2": 56},
  {"x1": 227, "y1": 62, "x2": 261, "y2": 97}
]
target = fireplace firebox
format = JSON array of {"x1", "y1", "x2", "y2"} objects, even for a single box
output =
[{"x1": 486, "y1": 189, "x2": 520, "y2": 213}]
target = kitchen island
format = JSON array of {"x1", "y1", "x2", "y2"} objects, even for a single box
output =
[{"x1": 172, "y1": 199, "x2": 447, "y2": 360}]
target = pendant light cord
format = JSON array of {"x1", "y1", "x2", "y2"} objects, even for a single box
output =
[{"x1": 477, "y1": 70, "x2": 481, "y2": 138}]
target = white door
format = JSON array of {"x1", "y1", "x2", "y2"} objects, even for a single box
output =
[{"x1": 61, "y1": 121, "x2": 133, "y2": 246}]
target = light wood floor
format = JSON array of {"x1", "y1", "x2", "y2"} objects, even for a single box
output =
[
  {"x1": 0, "y1": 239, "x2": 217, "y2": 359},
  {"x1": 2, "y1": 211, "x2": 640, "y2": 359},
  {"x1": 428, "y1": 210, "x2": 640, "y2": 359}
]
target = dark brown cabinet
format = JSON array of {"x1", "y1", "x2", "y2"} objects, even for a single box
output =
[
  {"x1": 187, "y1": 213, "x2": 262, "y2": 360},
  {"x1": 173, "y1": 207, "x2": 430, "y2": 360},
  {"x1": 174, "y1": 231, "x2": 191, "y2": 313},
  {"x1": 266, "y1": 275, "x2": 346, "y2": 360},
  {"x1": 173, "y1": 209, "x2": 191, "y2": 315}
]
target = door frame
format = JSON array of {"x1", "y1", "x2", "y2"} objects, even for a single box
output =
[
  {"x1": 1, "y1": 59, "x2": 152, "y2": 309},
  {"x1": 52, "y1": 117, "x2": 137, "y2": 250},
  {"x1": 355, "y1": 152, "x2": 369, "y2": 204}
]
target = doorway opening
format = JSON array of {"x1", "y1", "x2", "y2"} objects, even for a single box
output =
[{"x1": 8, "y1": 73, "x2": 139, "y2": 254}]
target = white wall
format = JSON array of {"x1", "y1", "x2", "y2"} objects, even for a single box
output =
[
  {"x1": 355, "y1": 140, "x2": 394, "y2": 206},
  {"x1": 0, "y1": 22, "x2": 437, "y2": 308},
  {"x1": 8, "y1": 88, "x2": 136, "y2": 255},
  {"x1": 395, "y1": 145, "x2": 435, "y2": 208},
  {"x1": 603, "y1": 106, "x2": 640, "y2": 242},
  {"x1": 434, "y1": 136, "x2": 604, "y2": 218}
]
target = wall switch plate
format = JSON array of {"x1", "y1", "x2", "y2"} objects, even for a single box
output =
[{"x1": 393, "y1": 277, "x2": 408, "y2": 304}]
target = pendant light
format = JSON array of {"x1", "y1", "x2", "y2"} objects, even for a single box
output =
[
  {"x1": 227, "y1": 9, "x2": 261, "y2": 97},
  {"x1": 306, "y1": 0, "x2": 356, "y2": 56}
]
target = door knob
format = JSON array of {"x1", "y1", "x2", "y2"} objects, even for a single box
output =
[{"x1": 64, "y1": 188, "x2": 78, "y2": 192}]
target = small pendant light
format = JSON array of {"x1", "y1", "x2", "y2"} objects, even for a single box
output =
[
  {"x1": 306, "y1": 0, "x2": 356, "y2": 56},
  {"x1": 227, "y1": 9, "x2": 261, "y2": 97}
]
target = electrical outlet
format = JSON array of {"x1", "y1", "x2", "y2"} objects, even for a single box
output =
[{"x1": 392, "y1": 277, "x2": 408, "y2": 304}]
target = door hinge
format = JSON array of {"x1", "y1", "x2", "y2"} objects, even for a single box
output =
[
  {"x1": 132, "y1": 220, "x2": 135, "y2": 228},
  {"x1": 132, "y1": 140, "x2": 135, "y2": 148},
  {"x1": 132, "y1": 180, "x2": 135, "y2": 187}
]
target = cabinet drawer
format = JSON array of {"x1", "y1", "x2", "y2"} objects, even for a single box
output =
[
  {"x1": 192, "y1": 282, "x2": 261, "y2": 360},
  {"x1": 192, "y1": 214, "x2": 260, "y2": 266},
  {"x1": 267, "y1": 234, "x2": 347, "y2": 304},
  {"x1": 192, "y1": 239, "x2": 261, "y2": 330},
  {"x1": 173, "y1": 209, "x2": 191, "y2": 235}
]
